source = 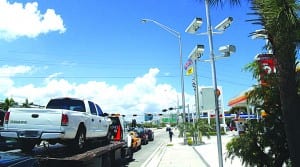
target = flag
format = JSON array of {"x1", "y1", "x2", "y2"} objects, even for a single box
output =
[
  {"x1": 186, "y1": 66, "x2": 194, "y2": 75},
  {"x1": 184, "y1": 58, "x2": 193, "y2": 70}
]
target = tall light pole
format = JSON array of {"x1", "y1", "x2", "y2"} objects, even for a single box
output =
[
  {"x1": 141, "y1": 18, "x2": 187, "y2": 144},
  {"x1": 185, "y1": 1, "x2": 234, "y2": 165},
  {"x1": 205, "y1": 1, "x2": 223, "y2": 166}
]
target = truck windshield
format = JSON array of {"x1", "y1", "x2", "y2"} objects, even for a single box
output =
[{"x1": 46, "y1": 98, "x2": 86, "y2": 112}]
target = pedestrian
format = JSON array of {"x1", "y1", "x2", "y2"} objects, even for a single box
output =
[{"x1": 169, "y1": 129, "x2": 173, "y2": 142}]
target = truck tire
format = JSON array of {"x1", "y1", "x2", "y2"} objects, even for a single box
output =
[
  {"x1": 127, "y1": 147, "x2": 133, "y2": 161},
  {"x1": 71, "y1": 126, "x2": 86, "y2": 152},
  {"x1": 104, "y1": 128, "x2": 112, "y2": 145},
  {"x1": 19, "y1": 139, "x2": 36, "y2": 152}
]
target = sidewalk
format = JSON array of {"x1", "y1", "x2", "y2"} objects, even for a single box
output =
[
  {"x1": 156, "y1": 130, "x2": 244, "y2": 167},
  {"x1": 194, "y1": 132, "x2": 244, "y2": 167},
  {"x1": 157, "y1": 130, "x2": 207, "y2": 167}
]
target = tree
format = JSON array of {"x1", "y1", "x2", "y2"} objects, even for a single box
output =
[
  {"x1": 249, "y1": 1, "x2": 300, "y2": 166},
  {"x1": 2, "y1": 97, "x2": 17, "y2": 111},
  {"x1": 185, "y1": 119, "x2": 213, "y2": 144},
  {"x1": 226, "y1": 61, "x2": 290, "y2": 166},
  {"x1": 204, "y1": 0, "x2": 299, "y2": 165},
  {"x1": 22, "y1": 98, "x2": 33, "y2": 108}
]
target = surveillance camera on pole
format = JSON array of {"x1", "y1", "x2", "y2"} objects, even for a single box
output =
[
  {"x1": 214, "y1": 17, "x2": 233, "y2": 31},
  {"x1": 218, "y1": 45, "x2": 236, "y2": 57},
  {"x1": 185, "y1": 18, "x2": 203, "y2": 34}
]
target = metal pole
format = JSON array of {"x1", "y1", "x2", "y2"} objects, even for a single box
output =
[
  {"x1": 141, "y1": 19, "x2": 187, "y2": 144},
  {"x1": 204, "y1": 0, "x2": 223, "y2": 166},
  {"x1": 194, "y1": 60, "x2": 201, "y2": 120},
  {"x1": 178, "y1": 36, "x2": 187, "y2": 145}
]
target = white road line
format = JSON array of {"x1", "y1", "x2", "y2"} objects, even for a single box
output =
[{"x1": 141, "y1": 142, "x2": 167, "y2": 167}]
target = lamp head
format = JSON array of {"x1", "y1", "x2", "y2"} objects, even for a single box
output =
[
  {"x1": 251, "y1": 29, "x2": 268, "y2": 39},
  {"x1": 218, "y1": 45, "x2": 236, "y2": 57},
  {"x1": 188, "y1": 44, "x2": 204, "y2": 60},
  {"x1": 185, "y1": 18, "x2": 203, "y2": 34},
  {"x1": 214, "y1": 17, "x2": 233, "y2": 31},
  {"x1": 141, "y1": 18, "x2": 151, "y2": 23}
]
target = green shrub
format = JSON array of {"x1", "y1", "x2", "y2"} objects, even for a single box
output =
[{"x1": 187, "y1": 137, "x2": 193, "y2": 145}]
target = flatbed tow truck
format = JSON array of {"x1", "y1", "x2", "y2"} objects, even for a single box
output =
[
  {"x1": 0, "y1": 114, "x2": 133, "y2": 167},
  {"x1": 0, "y1": 141, "x2": 125, "y2": 167},
  {"x1": 37, "y1": 141, "x2": 125, "y2": 167}
]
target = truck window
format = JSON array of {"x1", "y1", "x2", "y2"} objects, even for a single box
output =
[
  {"x1": 95, "y1": 104, "x2": 104, "y2": 116},
  {"x1": 46, "y1": 98, "x2": 86, "y2": 112},
  {"x1": 88, "y1": 101, "x2": 97, "y2": 115}
]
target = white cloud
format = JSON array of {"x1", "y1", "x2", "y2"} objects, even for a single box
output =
[
  {"x1": 1, "y1": 66, "x2": 194, "y2": 122},
  {"x1": 0, "y1": 65, "x2": 33, "y2": 93},
  {"x1": 0, "y1": 65, "x2": 32, "y2": 77},
  {"x1": 0, "y1": 0, "x2": 66, "y2": 40}
]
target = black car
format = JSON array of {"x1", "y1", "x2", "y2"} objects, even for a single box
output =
[
  {"x1": 133, "y1": 127, "x2": 148, "y2": 145},
  {"x1": 145, "y1": 129, "x2": 154, "y2": 141},
  {"x1": 0, "y1": 151, "x2": 39, "y2": 167}
]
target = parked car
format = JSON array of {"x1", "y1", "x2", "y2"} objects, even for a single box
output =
[
  {"x1": 145, "y1": 128, "x2": 154, "y2": 141},
  {"x1": 128, "y1": 131, "x2": 141, "y2": 151},
  {"x1": 134, "y1": 127, "x2": 148, "y2": 145},
  {"x1": 0, "y1": 151, "x2": 39, "y2": 166}
]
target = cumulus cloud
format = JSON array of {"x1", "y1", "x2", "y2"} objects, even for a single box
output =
[
  {"x1": 0, "y1": 0, "x2": 66, "y2": 40},
  {"x1": 1, "y1": 67, "x2": 194, "y2": 122},
  {"x1": 0, "y1": 65, "x2": 33, "y2": 92}
]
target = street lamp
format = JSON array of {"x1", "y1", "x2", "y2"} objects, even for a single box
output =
[
  {"x1": 185, "y1": 1, "x2": 234, "y2": 166},
  {"x1": 141, "y1": 18, "x2": 187, "y2": 144}
]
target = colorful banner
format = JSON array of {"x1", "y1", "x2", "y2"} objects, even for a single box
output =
[
  {"x1": 184, "y1": 58, "x2": 193, "y2": 70},
  {"x1": 186, "y1": 66, "x2": 194, "y2": 75}
]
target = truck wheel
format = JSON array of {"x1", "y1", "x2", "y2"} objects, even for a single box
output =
[
  {"x1": 127, "y1": 147, "x2": 133, "y2": 161},
  {"x1": 105, "y1": 129, "x2": 112, "y2": 145},
  {"x1": 72, "y1": 127, "x2": 86, "y2": 151},
  {"x1": 19, "y1": 140, "x2": 36, "y2": 152}
]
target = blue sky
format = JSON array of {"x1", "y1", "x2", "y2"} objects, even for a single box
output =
[{"x1": 0, "y1": 0, "x2": 267, "y2": 121}]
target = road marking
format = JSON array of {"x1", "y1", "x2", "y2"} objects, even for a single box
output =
[{"x1": 141, "y1": 142, "x2": 167, "y2": 167}]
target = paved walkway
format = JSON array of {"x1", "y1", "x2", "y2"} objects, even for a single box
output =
[
  {"x1": 154, "y1": 129, "x2": 244, "y2": 167},
  {"x1": 157, "y1": 131, "x2": 207, "y2": 167},
  {"x1": 194, "y1": 132, "x2": 245, "y2": 167}
]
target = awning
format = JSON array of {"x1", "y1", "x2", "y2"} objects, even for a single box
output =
[{"x1": 228, "y1": 95, "x2": 247, "y2": 107}]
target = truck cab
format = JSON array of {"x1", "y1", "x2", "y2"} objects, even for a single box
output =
[{"x1": 109, "y1": 114, "x2": 133, "y2": 160}]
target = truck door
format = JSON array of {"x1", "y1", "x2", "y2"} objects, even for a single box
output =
[
  {"x1": 95, "y1": 104, "x2": 108, "y2": 136},
  {"x1": 88, "y1": 101, "x2": 101, "y2": 137}
]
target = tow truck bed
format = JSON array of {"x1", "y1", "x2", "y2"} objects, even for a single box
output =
[{"x1": 2, "y1": 141, "x2": 125, "y2": 167}]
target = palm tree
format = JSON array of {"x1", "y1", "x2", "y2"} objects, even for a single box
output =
[
  {"x1": 3, "y1": 97, "x2": 17, "y2": 111},
  {"x1": 203, "y1": 0, "x2": 299, "y2": 165},
  {"x1": 22, "y1": 98, "x2": 33, "y2": 108},
  {"x1": 249, "y1": 1, "x2": 300, "y2": 166}
]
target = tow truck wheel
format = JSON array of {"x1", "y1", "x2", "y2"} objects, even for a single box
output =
[
  {"x1": 105, "y1": 127, "x2": 112, "y2": 145},
  {"x1": 19, "y1": 139, "x2": 36, "y2": 152},
  {"x1": 128, "y1": 147, "x2": 133, "y2": 161}
]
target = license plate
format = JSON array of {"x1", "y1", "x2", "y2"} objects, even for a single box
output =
[{"x1": 19, "y1": 131, "x2": 40, "y2": 138}]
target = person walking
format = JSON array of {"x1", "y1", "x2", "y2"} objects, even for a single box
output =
[{"x1": 169, "y1": 129, "x2": 173, "y2": 142}]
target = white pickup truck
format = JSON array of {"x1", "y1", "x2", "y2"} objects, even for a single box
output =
[{"x1": 0, "y1": 97, "x2": 112, "y2": 152}]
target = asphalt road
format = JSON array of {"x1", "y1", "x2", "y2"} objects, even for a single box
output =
[{"x1": 126, "y1": 128, "x2": 168, "y2": 167}]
